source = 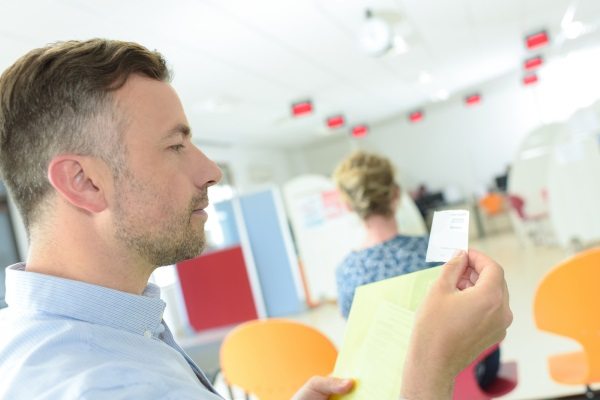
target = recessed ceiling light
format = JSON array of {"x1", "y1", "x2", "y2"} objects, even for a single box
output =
[
  {"x1": 563, "y1": 21, "x2": 585, "y2": 39},
  {"x1": 431, "y1": 89, "x2": 449, "y2": 102},
  {"x1": 392, "y1": 34, "x2": 409, "y2": 54},
  {"x1": 418, "y1": 71, "x2": 433, "y2": 85},
  {"x1": 192, "y1": 98, "x2": 234, "y2": 114}
]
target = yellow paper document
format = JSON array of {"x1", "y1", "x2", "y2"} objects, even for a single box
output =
[{"x1": 332, "y1": 266, "x2": 442, "y2": 400}]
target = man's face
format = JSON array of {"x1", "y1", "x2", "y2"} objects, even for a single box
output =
[{"x1": 110, "y1": 75, "x2": 221, "y2": 266}]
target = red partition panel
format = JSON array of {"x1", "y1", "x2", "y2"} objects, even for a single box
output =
[{"x1": 177, "y1": 245, "x2": 258, "y2": 332}]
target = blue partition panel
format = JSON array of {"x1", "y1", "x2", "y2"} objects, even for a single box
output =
[
  {"x1": 213, "y1": 200, "x2": 240, "y2": 249},
  {"x1": 239, "y1": 189, "x2": 303, "y2": 316}
]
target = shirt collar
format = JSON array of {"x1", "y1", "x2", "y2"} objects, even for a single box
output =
[{"x1": 4, "y1": 263, "x2": 166, "y2": 337}]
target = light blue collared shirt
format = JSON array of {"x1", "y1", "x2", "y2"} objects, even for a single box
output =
[{"x1": 0, "y1": 263, "x2": 224, "y2": 399}]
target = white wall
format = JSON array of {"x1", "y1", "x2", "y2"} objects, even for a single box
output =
[
  {"x1": 296, "y1": 136, "x2": 354, "y2": 179},
  {"x1": 292, "y1": 47, "x2": 600, "y2": 199},
  {"x1": 198, "y1": 142, "x2": 297, "y2": 194},
  {"x1": 292, "y1": 71, "x2": 546, "y2": 197}
]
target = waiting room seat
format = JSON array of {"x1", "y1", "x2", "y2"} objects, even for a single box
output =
[
  {"x1": 534, "y1": 248, "x2": 600, "y2": 398},
  {"x1": 219, "y1": 318, "x2": 337, "y2": 400},
  {"x1": 478, "y1": 193, "x2": 512, "y2": 235},
  {"x1": 479, "y1": 193, "x2": 504, "y2": 216},
  {"x1": 453, "y1": 344, "x2": 518, "y2": 400},
  {"x1": 507, "y1": 194, "x2": 552, "y2": 245}
]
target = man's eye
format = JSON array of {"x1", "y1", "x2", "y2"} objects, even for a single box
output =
[{"x1": 170, "y1": 144, "x2": 185, "y2": 152}]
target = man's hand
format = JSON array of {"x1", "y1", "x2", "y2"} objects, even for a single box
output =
[
  {"x1": 401, "y1": 249, "x2": 513, "y2": 399},
  {"x1": 291, "y1": 376, "x2": 354, "y2": 400}
]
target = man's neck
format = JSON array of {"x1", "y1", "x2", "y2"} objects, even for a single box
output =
[
  {"x1": 361, "y1": 214, "x2": 399, "y2": 249},
  {"x1": 26, "y1": 227, "x2": 153, "y2": 295}
]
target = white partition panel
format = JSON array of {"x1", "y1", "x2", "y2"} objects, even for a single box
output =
[
  {"x1": 283, "y1": 175, "x2": 426, "y2": 303},
  {"x1": 508, "y1": 123, "x2": 565, "y2": 216},
  {"x1": 547, "y1": 109, "x2": 600, "y2": 247}
]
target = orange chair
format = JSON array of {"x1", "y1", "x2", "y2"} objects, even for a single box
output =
[
  {"x1": 219, "y1": 318, "x2": 337, "y2": 400},
  {"x1": 534, "y1": 248, "x2": 600, "y2": 397},
  {"x1": 479, "y1": 193, "x2": 509, "y2": 235},
  {"x1": 479, "y1": 193, "x2": 504, "y2": 216},
  {"x1": 452, "y1": 344, "x2": 518, "y2": 400}
]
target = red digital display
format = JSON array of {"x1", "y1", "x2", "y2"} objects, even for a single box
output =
[
  {"x1": 291, "y1": 100, "x2": 313, "y2": 117},
  {"x1": 524, "y1": 56, "x2": 543, "y2": 71},
  {"x1": 326, "y1": 114, "x2": 345, "y2": 129},
  {"x1": 465, "y1": 93, "x2": 481, "y2": 106},
  {"x1": 523, "y1": 73, "x2": 539, "y2": 85},
  {"x1": 525, "y1": 31, "x2": 549, "y2": 50},
  {"x1": 351, "y1": 124, "x2": 369, "y2": 138},
  {"x1": 409, "y1": 110, "x2": 424, "y2": 123}
]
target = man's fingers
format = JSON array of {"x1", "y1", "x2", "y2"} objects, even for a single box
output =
[
  {"x1": 305, "y1": 376, "x2": 354, "y2": 395},
  {"x1": 440, "y1": 250, "x2": 469, "y2": 289},
  {"x1": 467, "y1": 249, "x2": 505, "y2": 290},
  {"x1": 467, "y1": 249, "x2": 500, "y2": 274}
]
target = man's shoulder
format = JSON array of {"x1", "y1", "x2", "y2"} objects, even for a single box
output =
[
  {"x1": 0, "y1": 321, "x2": 219, "y2": 400},
  {"x1": 0, "y1": 360, "x2": 206, "y2": 400}
]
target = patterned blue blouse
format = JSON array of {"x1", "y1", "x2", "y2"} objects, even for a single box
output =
[{"x1": 336, "y1": 234, "x2": 434, "y2": 318}]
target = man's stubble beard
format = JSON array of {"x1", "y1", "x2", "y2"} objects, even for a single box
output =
[{"x1": 112, "y1": 175, "x2": 207, "y2": 267}]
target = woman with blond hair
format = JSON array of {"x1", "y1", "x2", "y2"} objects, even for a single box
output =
[{"x1": 332, "y1": 150, "x2": 433, "y2": 318}]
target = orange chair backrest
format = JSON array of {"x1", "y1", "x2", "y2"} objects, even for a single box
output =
[
  {"x1": 220, "y1": 318, "x2": 338, "y2": 400},
  {"x1": 479, "y1": 193, "x2": 504, "y2": 215},
  {"x1": 534, "y1": 247, "x2": 600, "y2": 381}
]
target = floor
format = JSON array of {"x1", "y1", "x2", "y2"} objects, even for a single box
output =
[{"x1": 182, "y1": 231, "x2": 599, "y2": 400}]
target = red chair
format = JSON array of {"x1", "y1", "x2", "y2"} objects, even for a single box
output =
[
  {"x1": 507, "y1": 194, "x2": 547, "y2": 222},
  {"x1": 507, "y1": 194, "x2": 551, "y2": 245},
  {"x1": 453, "y1": 344, "x2": 518, "y2": 400}
]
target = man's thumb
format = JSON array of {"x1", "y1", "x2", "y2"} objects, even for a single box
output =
[{"x1": 440, "y1": 250, "x2": 468, "y2": 286}]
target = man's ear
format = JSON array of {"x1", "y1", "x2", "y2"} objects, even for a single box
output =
[{"x1": 47, "y1": 155, "x2": 108, "y2": 213}]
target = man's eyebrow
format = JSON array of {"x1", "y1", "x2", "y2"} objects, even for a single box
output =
[{"x1": 164, "y1": 124, "x2": 192, "y2": 139}]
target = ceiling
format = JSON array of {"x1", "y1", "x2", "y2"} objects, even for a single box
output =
[{"x1": 1, "y1": 0, "x2": 600, "y2": 149}]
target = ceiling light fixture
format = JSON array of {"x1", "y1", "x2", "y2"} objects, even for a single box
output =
[
  {"x1": 560, "y1": 4, "x2": 587, "y2": 41},
  {"x1": 431, "y1": 89, "x2": 449, "y2": 102},
  {"x1": 418, "y1": 71, "x2": 433, "y2": 85},
  {"x1": 392, "y1": 34, "x2": 409, "y2": 54},
  {"x1": 563, "y1": 21, "x2": 585, "y2": 39},
  {"x1": 358, "y1": 9, "x2": 393, "y2": 56},
  {"x1": 192, "y1": 98, "x2": 234, "y2": 114}
]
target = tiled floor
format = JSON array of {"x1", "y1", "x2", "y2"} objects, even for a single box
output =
[{"x1": 188, "y1": 231, "x2": 600, "y2": 399}]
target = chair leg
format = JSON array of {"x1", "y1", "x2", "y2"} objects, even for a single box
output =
[
  {"x1": 585, "y1": 385, "x2": 595, "y2": 399},
  {"x1": 226, "y1": 384, "x2": 234, "y2": 400}
]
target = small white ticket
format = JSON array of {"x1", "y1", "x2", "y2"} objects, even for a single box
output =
[{"x1": 425, "y1": 210, "x2": 469, "y2": 263}]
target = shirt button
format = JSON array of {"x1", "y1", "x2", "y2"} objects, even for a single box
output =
[{"x1": 144, "y1": 330, "x2": 152, "y2": 338}]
